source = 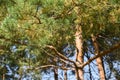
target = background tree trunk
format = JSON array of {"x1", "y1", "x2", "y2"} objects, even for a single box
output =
[
  {"x1": 2, "y1": 74, "x2": 5, "y2": 80},
  {"x1": 64, "y1": 70, "x2": 67, "y2": 80},
  {"x1": 91, "y1": 34, "x2": 106, "y2": 80},
  {"x1": 54, "y1": 68, "x2": 58, "y2": 80},
  {"x1": 86, "y1": 53, "x2": 92, "y2": 80}
]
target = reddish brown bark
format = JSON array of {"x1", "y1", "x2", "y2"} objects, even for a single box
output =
[
  {"x1": 75, "y1": 25, "x2": 84, "y2": 80},
  {"x1": 91, "y1": 34, "x2": 106, "y2": 80}
]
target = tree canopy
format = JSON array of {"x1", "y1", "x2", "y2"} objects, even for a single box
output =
[{"x1": 0, "y1": 0, "x2": 120, "y2": 80}]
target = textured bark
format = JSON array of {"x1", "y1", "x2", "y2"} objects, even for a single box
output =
[
  {"x1": 75, "y1": 25, "x2": 84, "y2": 80},
  {"x1": 91, "y1": 34, "x2": 106, "y2": 80},
  {"x1": 96, "y1": 58, "x2": 105, "y2": 80}
]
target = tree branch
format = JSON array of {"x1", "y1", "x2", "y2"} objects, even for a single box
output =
[
  {"x1": 0, "y1": 36, "x2": 27, "y2": 45},
  {"x1": 46, "y1": 45, "x2": 78, "y2": 68},
  {"x1": 43, "y1": 49, "x2": 74, "y2": 67},
  {"x1": 82, "y1": 42, "x2": 120, "y2": 68},
  {"x1": 28, "y1": 64, "x2": 75, "y2": 71}
]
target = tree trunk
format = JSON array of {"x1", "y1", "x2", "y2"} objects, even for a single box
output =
[
  {"x1": 2, "y1": 74, "x2": 5, "y2": 80},
  {"x1": 75, "y1": 25, "x2": 84, "y2": 80},
  {"x1": 91, "y1": 34, "x2": 106, "y2": 80},
  {"x1": 54, "y1": 68, "x2": 58, "y2": 80},
  {"x1": 64, "y1": 70, "x2": 67, "y2": 80},
  {"x1": 86, "y1": 53, "x2": 92, "y2": 80}
]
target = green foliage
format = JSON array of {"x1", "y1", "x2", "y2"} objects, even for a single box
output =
[{"x1": 0, "y1": 0, "x2": 120, "y2": 79}]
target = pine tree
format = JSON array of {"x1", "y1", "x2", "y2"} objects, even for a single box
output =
[{"x1": 0, "y1": 0, "x2": 120, "y2": 80}]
